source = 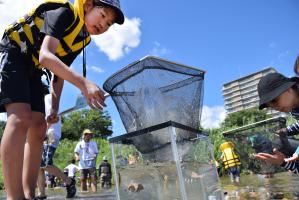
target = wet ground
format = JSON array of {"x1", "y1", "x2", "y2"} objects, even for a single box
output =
[{"x1": 0, "y1": 172, "x2": 298, "y2": 199}]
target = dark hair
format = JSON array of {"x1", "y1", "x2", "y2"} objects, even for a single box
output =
[
  {"x1": 69, "y1": 158, "x2": 76, "y2": 164},
  {"x1": 291, "y1": 79, "x2": 299, "y2": 97},
  {"x1": 293, "y1": 55, "x2": 299, "y2": 75}
]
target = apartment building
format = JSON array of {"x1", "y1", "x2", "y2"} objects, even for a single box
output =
[{"x1": 222, "y1": 67, "x2": 278, "y2": 115}]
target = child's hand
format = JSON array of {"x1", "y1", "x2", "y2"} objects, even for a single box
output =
[
  {"x1": 254, "y1": 148, "x2": 285, "y2": 165},
  {"x1": 82, "y1": 80, "x2": 107, "y2": 109},
  {"x1": 46, "y1": 109, "x2": 59, "y2": 124},
  {"x1": 284, "y1": 153, "x2": 299, "y2": 162},
  {"x1": 275, "y1": 128, "x2": 287, "y2": 136}
]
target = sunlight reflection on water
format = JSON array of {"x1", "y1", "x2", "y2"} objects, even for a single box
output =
[
  {"x1": 0, "y1": 172, "x2": 298, "y2": 199},
  {"x1": 222, "y1": 172, "x2": 299, "y2": 200}
]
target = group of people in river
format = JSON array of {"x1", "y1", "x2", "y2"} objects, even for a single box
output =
[{"x1": 34, "y1": 94, "x2": 112, "y2": 199}]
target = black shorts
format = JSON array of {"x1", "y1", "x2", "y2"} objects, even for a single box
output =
[
  {"x1": 80, "y1": 168, "x2": 97, "y2": 180},
  {"x1": 0, "y1": 50, "x2": 48, "y2": 113}
]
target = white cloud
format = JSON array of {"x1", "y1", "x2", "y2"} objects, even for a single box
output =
[
  {"x1": 92, "y1": 17, "x2": 141, "y2": 61},
  {"x1": 149, "y1": 41, "x2": 170, "y2": 57},
  {"x1": 0, "y1": 0, "x2": 43, "y2": 38},
  {"x1": 201, "y1": 105, "x2": 226, "y2": 129},
  {"x1": 88, "y1": 65, "x2": 104, "y2": 74},
  {"x1": 0, "y1": 2, "x2": 141, "y2": 61}
]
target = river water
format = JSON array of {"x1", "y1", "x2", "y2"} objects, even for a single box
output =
[
  {"x1": 222, "y1": 172, "x2": 299, "y2": 200},
  {"x1": 0, "y1": 172, "x2": 298, "y2": 199}
]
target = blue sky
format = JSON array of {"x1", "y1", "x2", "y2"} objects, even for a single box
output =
[{"x1": 1, "y1": 0, "x2": 299, "y2": 136}]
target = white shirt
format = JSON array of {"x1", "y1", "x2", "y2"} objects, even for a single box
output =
[
  {"x1": 74, "y1": 140, "x2": 99, "y2": 169},
  {"x1": 44, "y1": 94, "x2": 61, "y2": 148},
  {"x1": 64, "y1": 163, "x2": 79, "y2": 177}
]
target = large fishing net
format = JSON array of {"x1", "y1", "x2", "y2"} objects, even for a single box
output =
[
  {"x1": 223, "y1": 117, "x2": 298, "y2": 174},
  {"x1": 103, "y1": 56, "x2": 205, "y2": 154},
  {"x1": 103, "y1": 56, "x2": 204, "y2": 131}
]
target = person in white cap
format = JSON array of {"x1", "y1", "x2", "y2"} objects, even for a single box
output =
[{"x1": 74, "y1": 129, "x2": 99, "y2": 192}]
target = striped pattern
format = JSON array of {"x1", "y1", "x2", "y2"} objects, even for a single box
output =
[
  {"x1": 5, "y1": 0, "x2": 91, "y2": 69},
  {"x1": 282, "y1": 161, "x2": 299, "y2": 174},
  {"x1": 286, "y1": 108, "x2": 299, "y2": 135}
]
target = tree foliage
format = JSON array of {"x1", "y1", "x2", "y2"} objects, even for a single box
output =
[
  {"x1": 0, "y1": 121, "x2": 6, "y2": 139},
  {"x1": 221, "y1": 108, "x2": 268, "y2": 130},
  {"x1": 54, "y1": 138, "x2": 112, "y2": 170},
  {"x1": 206, "y1": 108, "x2": 281, "y2": 174},
  {"x1": 61, "y1": 109, "x2": 112, "y2": 140}
]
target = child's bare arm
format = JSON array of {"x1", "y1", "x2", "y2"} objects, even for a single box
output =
[
  {"x1": 284, "y1": 153, "x2": 299, "y2": 162},
  {"x1": 51, "y1": 75, "x2": 64, "y2": 111},
  {"x1": 39, "y1": 35, "x2": 106, "y2": 109},
  {"x1": 46, "y1": 76, "x2": 64, "y2": 124}
]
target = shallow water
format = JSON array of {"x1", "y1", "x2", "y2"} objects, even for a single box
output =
[
  {"x1": 0, "y1": 172, "x2": 298, "y2": 199},
  {"x1": 0, "y1": 187, "x2": 116, "y2": 200},
  {"x1": 115, "y1": 162, "x2": 222, "y2": 200}
]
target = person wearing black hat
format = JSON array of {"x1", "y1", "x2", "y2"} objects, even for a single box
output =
[
  {"x1": 274, "y1": 56, "x2": 299, "y2": 138},
  {"x1": 255, "y1": 72, "x2": 299, "y2": 175},
  {"x1": 259, "y1": 72, "x2": 299, "y2": 135},
  {"x1": 258, "y1": 72, "x2": 299, "y2": 137},
  {"x1": 258, "y1": 72, "x2": 299, "y2": 111}
]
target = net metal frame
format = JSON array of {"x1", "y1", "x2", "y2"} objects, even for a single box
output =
[
  {"x1": 222, "y1": 117, "x2": 286, "y2": 174},
  {"x1": 103, "y1": 56, "x2": 205, "y2": 133}
]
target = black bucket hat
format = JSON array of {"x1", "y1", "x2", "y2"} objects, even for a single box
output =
[
  {"x1": 95, "y1": 0, "x2": 125, "y2": 24},
  {"x1": 258, "y1": 72, "x2": 298, "y2": 110},
  {"x1": 293, "y1": 54, "x2": 299, "y2": 75}
]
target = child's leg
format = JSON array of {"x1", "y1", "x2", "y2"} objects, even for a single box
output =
[
  {"x1": 46, "y1": 165, "x2": 72, "y2": 185},
  {"x1": 23, "y1": 111, "x2": 47, "y2": 199},
  {"x1": 80, "y1": 169, "x2": 88, "y2": 191},
  {"x1": 37, "y1": 168, "x2": 46, "y2": 197},
  {"x1": 1, "y1": 103, "x2": 32, "y2": 200},
  {"x1": 90, "y1": 169, "x2": 97, "y2": 192}
]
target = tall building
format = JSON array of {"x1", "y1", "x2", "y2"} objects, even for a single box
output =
[{"x1": 222, "y1": 67, "x2": 277, "y2": 114}]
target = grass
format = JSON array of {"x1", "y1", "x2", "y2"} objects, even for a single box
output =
[{"x1": 0, "y1": 138, "x2": 112, "y2": 190}]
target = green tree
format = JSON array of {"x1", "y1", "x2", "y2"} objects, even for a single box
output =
[
  {"x1": 221, "y1": 108, "x2": 268, "y2": 130},
  {"x1": 205, "y1": 127, "x2": 224, "y2": 159},
  {"x1": 0, "y1": 120, "x2": 6, "y2": 139},
  {"x1": 61, "y1": 109, "x2": 112, "y2": 140}
]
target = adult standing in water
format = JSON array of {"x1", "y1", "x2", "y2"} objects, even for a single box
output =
[
  {"x1": 74, "y1": 129, "x2": 99, "y2": 192},
  {"x1": 98, "y1": 156, "x2": 112, "y2": 189}
]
